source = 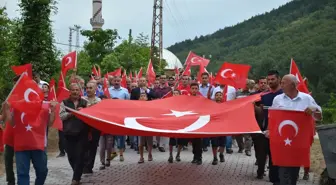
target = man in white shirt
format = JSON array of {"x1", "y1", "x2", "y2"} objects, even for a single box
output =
[{"x1": 269, "y1": 74, "x2": 322, "y2": 185}]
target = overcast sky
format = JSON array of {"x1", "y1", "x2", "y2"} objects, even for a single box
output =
[{"x1": 1, "y1": 0, "x2": 291, "y2": 54}]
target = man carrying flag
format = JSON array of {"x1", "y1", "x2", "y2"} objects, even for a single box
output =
[{"x1": 267, "y1": 74, "x2": 322, "y2": 185}]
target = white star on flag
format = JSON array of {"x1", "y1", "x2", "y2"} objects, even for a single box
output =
[
  {"x1": 163, "y1": 110, "x2": 198, "y2": 117},
  {"x1": 25, "y1": 124, "x2": 32, "y2": 131},
  {"x1": 284, "y1": 138, "x2": 292, "y2": 146}
]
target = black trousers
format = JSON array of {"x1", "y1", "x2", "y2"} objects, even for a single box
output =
[
  {"x1": 279, "y1": 167, "x2": 300, "y2": 185},
  {"x1": 64, "y1": 132, "x2": 88, "y2": 181},
  {"x1": 252, "y1": 134, "x2": 269, "y2": 176},
  {"x1": 58, "y1": 130, "x2": 66, "y2": 154},
  {"x1": 84, "y1": 129, "x2": 101, "y2": 171},
  {"x1": 268, "y1": 138, "x2": 280, "y2": 184},
  {"x1": 192, "y1": 138, "x2": 202, "y2": 160}
]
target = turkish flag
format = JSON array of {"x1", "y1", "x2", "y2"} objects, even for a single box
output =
[
  {"x1": 48, "y1": 79, "x2": 57, "y2": 101},
  {"x1": 121, "y1": 69, "x2": 127, "y2": 88},
  {"x1": 92, "y1": 65, "x2": 100, "y2": 77},
  {"x1": 185, "y1": 51, "x2": 210, "y2": 67},
  {"x1": 70, "y1": 95, "x2": 261, "y2": 138},
  {"x1": 7, "y1": 74, "x2": 44, "y2": 124},
  {"x1": 137, "y1": 67, "x2": 143, "y2": 79},
  {"x1": 11, "y1": 63, "x2": 33, "y2": 78},
  {"x1": 61, "y1": 51, "x2": 77, "y2": 76},
  {"x1": 52, "y1": 104, "x2": 63, "y2": 131},
  {"x1": 215, "y1": 62, "x2": 251, "y2": 89},
  {"x1": 13, "y1": 106, "x2": 49, "y2": 152},
  {"x1": 103, "y1": 74, "x2": 111, "y2": 98},
  {"x1": 58, "y1": 73, "x2": 66, "y2": 89},
  {"x1": 182, "y1": 63, "x2": 191, "y2": 76},
  {"x1": 146, "y1": 60, "x2": 156, "y2": 85},
  {"x1": 268, "y1": 109, "x2": 314, "y2": 167},
  {"x1": 108, "y1": 68, "x2": 122, "y2": 77},
  {"x1": 56, "y1": 87, "x2": 70, "y2": 103},
  {"x1": 290, "y1": 59, "x2": 309, "y2": 94}
]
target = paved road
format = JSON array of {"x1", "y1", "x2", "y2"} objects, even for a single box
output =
[{"x1": 0, "y1": 146, "x2": 319, "y2": 185}]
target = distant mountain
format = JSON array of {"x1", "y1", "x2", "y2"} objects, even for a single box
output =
[{"x1": 167, "y1": 0, "x2": 336, "y2": 104}]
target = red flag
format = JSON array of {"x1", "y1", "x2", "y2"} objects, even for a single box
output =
[
  {"x1": 13, "y1": 105, "x2": 49, "y2": 152},
  {"x1": 121, "y1": 69, "x2": 127, "y2": 88},
  {"x1": 222, "y1": 85, "x2": 228, "y2": 102},
  {"x1": 7, "y1": 74, "x2": 44, "y2": 124},
  {"x1": 129, "y1": 71, "x2": 133, "y2": 79},
  {"x1": 182, "y1": 63, "x2": 191, "y2": 76},
  {"x1": 48, "y1": 79, "x2": 57, "y2": 101},
  {"x1": 185, "y1": 51, "x2": 210, "y2": 66},
  {"x1": 214, "y1": 62, "x2": 250, "y2": 89},
  {"x1": 103, "y1": 74, "x2": 111, "y2": 98},
  {"x1": 61, "y1": 51, "x2": 77, "y2": 75},
  {"x1": 146, "y1": 60, "x2": 156, "y2": 85},
  {"x1": 269, "y1": 109, "x2": 314, "y2": 167},
  {"x1": 290, "y1": 59, "x2": 309, "y2": 94},
  {"x1": 137, "y1": 67, "x2": 143, "y2": 79},
  {"x1": 108, "y1": 68, "x2": 122, "y2": 77},
  {"x1": 197, "y1": 63, "x2": 206, "y2": 83},
  {"x1": 58, "y1": 73, "x2": 66, "y2": 89},
  {"x1": 11, "y1": 63, "x2": 33, "y2": 78},
  {"x1": 0, "y1": 128, "x2": 3, "y2": 152},
  {"x1": 52, "y1": 104, "x2": 63, "y2": 131},
  {"x1": 92, "y1": 65, "x2": 100, "y2": 77},
  {"x1": 71, "y1": 95, "x2": 261, "y2": 138},
  {"x1": 56, "y1": 87, "x2": 70, "y2": 103}
]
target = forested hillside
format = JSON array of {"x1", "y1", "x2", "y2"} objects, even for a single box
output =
[{"x1": 168, "y1": 0, "x2": 336, "y2": 105}]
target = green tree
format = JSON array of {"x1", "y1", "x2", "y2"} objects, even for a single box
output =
[
  {"x1": 81, "y1": 29, "x2": 119, "y2": 65},
  {"x1": 17, "y1": 0, "x2": 59, "y2": 80}
]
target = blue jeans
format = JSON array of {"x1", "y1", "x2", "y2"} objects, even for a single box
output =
[
  {"x1": 114, "y1": 136, "x2": 125, "y2": 149},
  {"x1": 226, "y1": 136, "x2": 232, "y2": 151},
  {"x1": 15, "y1": 150, "x2": 48, "y2": 185}
]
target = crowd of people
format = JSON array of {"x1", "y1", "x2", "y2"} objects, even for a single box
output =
[{"x1": 0, "y1": 69, "x2": 321, "y2": 185}]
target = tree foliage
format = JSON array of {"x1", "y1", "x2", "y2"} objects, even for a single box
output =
[
  {"x1": 168, "y1": 0, "x2": 336, "y2": 104},
  {"x1": 18, "y1": 0, "x2": 59, "y2": 79}
]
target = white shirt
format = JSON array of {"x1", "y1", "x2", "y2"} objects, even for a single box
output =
[
  {"x1": 272, "y1": 92, "x2": 322, "y2": 113},
  {"x1": 211, "y1": 85, "x2": 236, "y2": 101}
]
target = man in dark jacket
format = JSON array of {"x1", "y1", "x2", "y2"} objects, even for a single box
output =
[
  {"x1": 130, "y1": 77, "x2": 156, "y2": 100},
  {"x1": 60, "y1": 83, "x2": 88, "y2": 185}
]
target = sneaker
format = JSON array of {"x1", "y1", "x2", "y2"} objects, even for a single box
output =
[
  {"x1": 175, "y1": 155, "x2": 181, "y2": 162},
  {"x1": 238, "y1": 149, "x2": 243, "y2": 153},
  {"x1": 168, "y1": 156, "x2": 173, "y2": 163},
  {"x1": 158, "y1": 146, "x2": 165, "y2": 152},
  {"x1": 226, "y1": 149, "x2": 233, "y2": 154},
  {"x1": 303, "y1": 173, "x2": 309, "y2": 180},
  {"x1": 99, "y1": 164, "x2": 105, "y2": 170},
  {"x1": 212, "y1": 158, "x2": 218, "y2": 165},
  {"x1": 120, "y1": 155, "x2": 124, "y2": 162},
  {"x1": 245, "y1": 150, "x2": 251, "y2": 156},
  {"x1": 71, "y1": 180, "x2": 80, "y2": 185},
  {"x1": 196, "y1": 159, "x2": 202, "y2": 165},
  {"x1": 219, "y1": 154, "x2": 225, "y2": 162},
  {"x1": 191, "y1": 159, "x2": 197, "y2": 164},
  {"x1": 105, "y1": 160, "x2": 110, "y2": 167},
  {"x1": 56, "y1": 153, "x2": 65, "y2": 158}
]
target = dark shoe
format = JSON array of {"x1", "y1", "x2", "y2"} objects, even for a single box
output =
[
  {"x1": 226, "y1": 149, "x2": 233, "y2": 154},
  {"x1": 219, "y1": 154, "x2": 225, "y2": 162},
  {"x1": 196, "y1": 159, "x2": 202, "y2": 165},
  {"x1": 203, "y1": 147, "x2": 208, "y2": 152},
  {"x1": 56, "y1": 153, "x2": 65, "y2": 158},
  {"x1": 105, "y1": 160, "x2": 110, "y2": 167},
  {"x1": 303, "y1": 173, "x2": 309, "y2": 180},
  {"x1": 238, "y1": 149, "x2": 243, "y2": 153},
  {"x1": 158, "y1": 146, "x2": 165, "y2": 152},
  {"x1": 245, "y1": 150, "x2": 251, "y2": 156},
  {"x1": 7, "y1": 182, "x2": 15, "y2": 185},
  {"x1": 191, "y1": 159, "x2": 197, "y2": 164},
  {"x1": 212, "y1": 158, "x2": 218, "y2": 165},
  {"x1": 71, "y1": 180, "x2": 80, "y2": 185},
  {"x1": 175, "y1": 155, "x2": 181, "y2": 162},
  {"x1": 153, "y1": 144, "x2": 157, "y2": 149},
  {"x1": 168, "y1": 156, "x2": 173, "y2": 163},
  {"x1": 83, "y1": 168, "x2": 93, "y2": 174},
  {"x1": 256, "y1": 175, "x2": 263, "y2": 179}
]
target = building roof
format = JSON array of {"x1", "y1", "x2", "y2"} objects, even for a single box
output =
[{"x1": 163, "y1": 48, "x2": 183, "y2": 70}]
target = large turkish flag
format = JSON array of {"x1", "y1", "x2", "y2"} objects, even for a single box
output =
[
  {"x1": 269, "y1": 109, "x2": 314, "y2": 167},
  {"x1": 215, "y1": 62, "x2": 251, "y2": 89},
  {"x1": 70, "y1": 95, "x2": 261, "y2": 138}
]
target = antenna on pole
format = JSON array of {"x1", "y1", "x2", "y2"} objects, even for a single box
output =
[
  {"x1": 150, "y1": 0, "x2": 163, "y2": 66},
  {"x1": 68, "y1": 27, "x2": 75, "y2": 52},
  {"x1": 74, "y1": 25, "x2": 81, "y2": 51}
]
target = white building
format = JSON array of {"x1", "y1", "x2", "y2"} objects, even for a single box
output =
[{"x1": 162, "y1": 48, "x2": 183, "y2": 70}]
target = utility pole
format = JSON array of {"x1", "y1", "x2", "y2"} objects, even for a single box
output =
[
  {"x1": 150, "y1": 0, "x2": 163, "y2": 65},
  {"x1": 74, "y1": 25, "x2": 81, "y2": 51},
  {"x1": 68, "y1": 27, "x2": 75, "y2": 52}
]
